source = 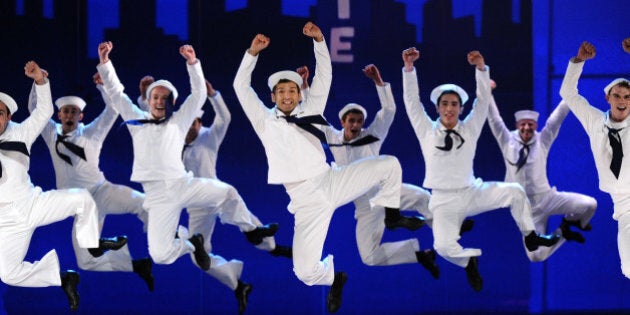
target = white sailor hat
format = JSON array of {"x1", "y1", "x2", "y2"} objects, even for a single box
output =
[
  {"x1": 146, "y1": 79, "x2": 179, "y2": 103},
  {"x1": 514, "y1": 110, "x2": 539, "y2": 122},
  {"x1": 430, "y1": 84, "x2": 469, "y2": 106},
  {"x1": 0, "y1": 92, "x2": 18, "y2": 115},
  {"x1": 55, "y1": 96, "x2": 86, "y2": 111},
  {"x1": 338, "y1": 103, "x2": 367, "y2": 120},
  {"x1": 604, "y1": 78, "x2": 630, "y2": 95},
  {"x1": 267, "y1": 70, "x2": 303, "y2": 91}
]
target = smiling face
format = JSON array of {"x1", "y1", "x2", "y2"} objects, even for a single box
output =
[
  {"x1": 57, "y1": 105, "x2": 83, "y2": 134},
  {"x1": 271, "y1": 80, "x2": 301, "y2": 116},
  {"x1": 0, "y1": 102, "x2": 11, "y2": 136},
  {"x1": 606, "y1": 84, "x2": 630, "y2": 122},
  {"x1": 148, "y1": 86, "x2": 173, "y2": 119},
  {"x1": 340, "y1": 111, "x2": 365, "y2": 141},
  {"x1": 516, "y1": 119, "x2": 537, "y2": 143},
  {"x1": 436, "y1": 92, "x2": 462, "y2": 129}
]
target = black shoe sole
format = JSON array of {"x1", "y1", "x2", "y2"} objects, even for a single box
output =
[
  {"x1": 189, "y1": 234, "x2": 210, "y2": 270},
  {"x1": 235, "y1": 281, "x2": 252, "y2": 315},
  {"x1": 384, "y1": 217, "x2": 425, "y2": 231},
  {"x1": 327, "y1": 272, "x2": 348, "y2": 313}
]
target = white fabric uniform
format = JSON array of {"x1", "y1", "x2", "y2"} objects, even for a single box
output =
[
  {"x1": 182, "y1": 91, "x2": 275, "y2": 290},
  {"x1": 323, "y1": 82, "x2": 431, "y2": 266},
  {"x1": 403, "y1": 65, "x2": 537, "y2": 268},
  {"x1": 98, "y1": 59, "x2": 242, "y2": 267},
  {"x1": 560, "y1": 60, "x2": 630, "y2": 277},
  {"x1": 234, "y1": 39, "x2": 402, "y2": 286},
  {"x1": 0, "y1": 81, "x2": 99, "y2": 287},
  {"x1": 28, "y1": 84, "x2": 148, "y2": 272},
  {"x1": 487, "y1": 97, "x2": 597, "y2": 262}
]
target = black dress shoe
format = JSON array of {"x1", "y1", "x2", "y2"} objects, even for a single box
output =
[
  {"x1": 244, "y1": 223, "x2": 279, "y2": 245},
  {"x1": 235, "y1": 280, "x2": 252, "y2": 315},
  {"x1": 384, "y1": 211, "x2": 426, "y2": 231},
  {"x1": 327, "y1": 272, "x2": 347, "y2": 313},
  {"x1": 269, "y1": 245, "x2": 293, "y2": 258},
  {"x1": 559, "y1": 220, "x2": 585, "y2": 243},
  {"x1": 524, "y1": 231, "x2": 561, "y2": 251},
  {"x1": 88, "y1": 235, "x2": 128, "y2": 258},
  {"x1": 459, "y1": 219, "x2": 475, "y2": 235},
  {"x1": 132, "y1": 257, "x2": 155, "y2": 292},
  {"x1": 464, "y1": 257, "x2": 482, "y2": 292},
  {"x1": 189, "y1": 233, "x2": 210, "y2": 270},
  {"x1": 60, "y1": 270, "x2": 80, "y2": 311},
  {"x1": 416, "y1": 249, "x2": 440, "y2": 279}
]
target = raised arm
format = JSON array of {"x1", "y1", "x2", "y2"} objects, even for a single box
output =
[
  {"x1": 301, "y1": 22, "x2": 331, "y2": 114},
  {"x1": 96, "y1": 41, "x2": 145, "y2": 121},
  {"x1": 171, "y1": 44, "x2": 207, "y2": 129},
  {"x1": 137, "y1": 75, "x2": 155, "y2": 111},
  {"x1": 26, "y1": 69, "x2": 56, "y2": 144},
  {"x1": 402, "y1": 47, "x2": 433, "y2": 137},
  {"x1": 363, "y1": 64, "x2": 395, "y2": 139},
  {"x1": 84, "y1": 72, "x2": 120, "y2": 143},
  {"x1": 205, "y1": 80, "x2": 231, "y2": 152},
  {"x1": 21, "y1": 61, "x2": 53, "y2": 144},
  {"x1": 539, "y1": 100, "x2": 570, "y2": 148},
  {"x1": 27, "y1": 68, "x2": 48, "y2": 113},
  {"x1": 486, "y1": 80, "x2": 511, "y2": 147},
  {"x1": 233, "y1": 34, "x2": 272, "y2": 134},
  {"x1": 296, "y1": 65, "x2": 310, "y2": 100},
  {"x1": 462, "y1": 51, "x2": 491, "y2": 133},
  {"x1": 559, "y1": 41, "x2": 602, "y2": 127}
]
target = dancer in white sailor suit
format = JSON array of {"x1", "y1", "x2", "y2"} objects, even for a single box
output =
[
  {"x1": 233, "y1": 22, "x2": 412, "y2": 313},
  {"x1": 560, "y1": 38, "x2": 630, "y2": 278},
  {"x1": 401, "y1": 47, "x2": 560, "y2": 292},
  {"x1": 182, "y1": 80, "x2": 293, "y2": 314},
  {"x1": 487, "y1": 87, "x2": 597, "y2": 262},
  {"x1": 313, "y1": 63, "x2": 440, "y2": 277},
  {"x1": 97, "y1": 41, "x2": 278, "y2": 314},
  {"x1": 0, "y1": 61, "x2": 101, "y2": 311},
  {"x1": 27, "y1": 71, "x2": 154, "y2": 291}
]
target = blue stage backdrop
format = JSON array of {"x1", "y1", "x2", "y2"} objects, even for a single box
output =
[{"x1": 0, "y1": 0, "x2": 629, "y2": 314}]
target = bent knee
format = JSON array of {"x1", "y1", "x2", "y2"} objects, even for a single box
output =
[
  {"x1": 293, "y1": 265, "x2": 320, "y2": 286},
  {"x1": 528, "y1": 251, "x2": 546, "y2": 263},
  {"x1": 379, "y1": 155, "x2": 401, "y2": 168},
  {"x1": 434, "y1": 242, "x2": 459, "y2": 258},
  {"x1": 360, "y1": 253, "x2": 380, "y2": 266},
  {"x1": 0, "y1": 271, "x2": 20, "y2": 286},
  {"x1": 148, "y1": 248, "x2": 171, "y2": 265}
]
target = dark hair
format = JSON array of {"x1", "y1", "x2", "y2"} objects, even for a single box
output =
[
  {"x1": 609, "y1": 81, "x2": 630, "y2": 96},
  {"x1": 272, "y1": 79, "x2": 301, "y2": 94},
  {"x1": 437, "y1": 90, "x2": 463, "y2": 106},
  {"x1": 341, "y1": 109, "x2": 364, "y2": 121}
]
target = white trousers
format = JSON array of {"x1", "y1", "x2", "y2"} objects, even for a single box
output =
[
  {"x1": 187, "y1": 179, "x2": 274, "y2": 290},
  {"x1": 285, "y1": 155, "x2": 401, "y2": 286},
  {"x1": 525, "y1": 187, "x2": 597, "y2": 262},
  {"x1": 611, "y1": 193, "x2": 630, "y2": 278},
  {"x1": 430, "y1": 179, "x2": 535, "y2": 267},
  {"x1": 141, "y1": 172, "x2": 253, "y2": 267},
  {"x1": 0, "y1": 187, "x2": 99, "y2": 287},
  {"x1": 72, "y1": 181, "x2": 148, "y2": 272},
  {"x1": 353, "y1": 183, "x2": 431, "y2": 266}
]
